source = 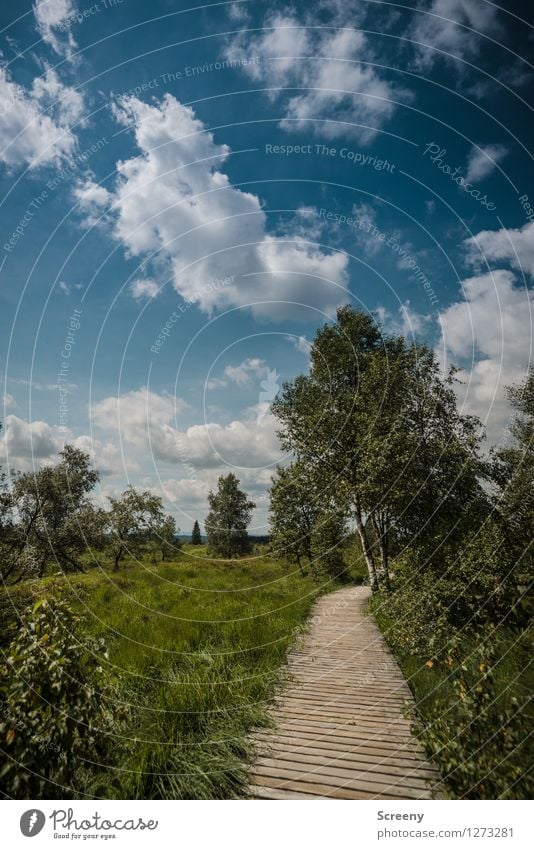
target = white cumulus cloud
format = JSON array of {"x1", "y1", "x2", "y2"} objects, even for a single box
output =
[
  {"x1": 73, "y1": 178, "x2": 112, "y2": 225},
  {"x1": 0, "y1": 414, "x2": 121, "y2": 474},
  {"x1": 223, "y1": 358, "x2": 267, "y2": 386},
  {"x1": 438, "y1": 270, "x2": 533, "y2": 441},
  {"x1": 0, "y1": 66, "x2": 82, "y2": 170},
  {"x1": 225, "y1": 13, "x2": 402, "y2": 142},
  {"x1": 84, "y1": 94, "x2": 348, "y2": 320},
  {"x1": 91, "y1": 386, "x2": 283, "y2": 471},
  {"x1": 464, "y1": 220, "x2": 534, "y2": 279}
]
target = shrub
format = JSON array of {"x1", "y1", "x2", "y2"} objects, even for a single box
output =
[
  {"x1": 379, "y1": 519, "x2": 517, "y2": 655},
  {"x1": 0, "y1": 598, "x2": 125, "y2": 798},
  {"x1": 413, "y1": 631, "x2": 533, "y2": 799}
]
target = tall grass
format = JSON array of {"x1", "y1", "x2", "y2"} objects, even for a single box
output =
[{"x1": 3, "y1": 546, "x2": 328, "y2": 799}]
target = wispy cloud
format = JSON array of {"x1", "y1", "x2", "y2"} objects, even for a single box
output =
[
  {"x1": 225, "y1": 10, "x2": 406, "y2": 142},
  {"x1": 465, "y1": 144, "x2": 508, "y2": 183},
  {"x1": 130, "y1": 279, "x2": 161, "y2": 300},
  {"x1": 33, "y1": 0, "x2": 77, "y2": 57}
]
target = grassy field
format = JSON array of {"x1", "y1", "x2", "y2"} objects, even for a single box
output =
[{"x1": 2, "y1": 546, "x2": 335, "y2": 799}]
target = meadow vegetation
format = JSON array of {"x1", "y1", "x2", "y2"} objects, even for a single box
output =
[{"x1": 1, "y1": 547, "x2": 335, "y2": 799}]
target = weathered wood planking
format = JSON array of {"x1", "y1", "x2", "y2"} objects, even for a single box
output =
[{"x1": 249, "y1": 586, "x2": 442, "y2": 800}]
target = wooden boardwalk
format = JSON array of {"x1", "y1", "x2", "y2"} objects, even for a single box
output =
[{"x1": 249, "y1": 586, "x2": 442, "y2": 800}]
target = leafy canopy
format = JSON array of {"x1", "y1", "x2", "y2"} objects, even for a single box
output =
[{"x1": 205, "y1": 473, "x2": 255, "y2": 558}]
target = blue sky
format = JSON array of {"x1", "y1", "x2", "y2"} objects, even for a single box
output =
[{"x1": 0, "y1": 0, "x2": 532, "y2": 531}]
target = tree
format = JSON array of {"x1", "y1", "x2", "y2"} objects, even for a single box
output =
[
  {"x1": 205, "y1": 474, "x2": 255, "y2": 558},
  {"x1": 144, "y1": 514, "x2": 180, "y2": 563},
  {"x1": 191, "y1": 520, "x2": 202, "y2": 545},
  {"x1": 158, "y1": 514, "x2": 180, "y2": 562},
  {"x1": 106, "y1": 487, "x2": 168, "y2": 570},
  {"x1": 0, "y1": 426, "x2": 20, "y2": 583},
  {"x1": 269, "y1": 463, "x2": 317, "y2": 573},
  {"x1": 272, "y1": 306, "x2": 486, "y2": 591},
  {"x1": 357, "y1": 344, "x2": 486, "y2": 585},
  {"x1": 11, "y1": 445, "x2": 102, "y2": 578},
  {"x1": 492, "y1": 369, "x2": 534, "y2": 543},
  {"x1": 272, "y1": 307, "x2": 383, "y2": 588}
]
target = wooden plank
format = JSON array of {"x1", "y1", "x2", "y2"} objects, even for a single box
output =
[
  {"x1": 264, "y1": 719, "x2": 423, "y2": 750},
  {"x1": 251, "y1": 773, "x2": 403, "y2": 801},
  {"x1": 275, "y1": 697, "x2": 411, "y2": 718},
  {"x1": 249, "y1": 785, "x2": 328, "y2": 800},
  {"x1": 272, "y1": 711, "x2": 416, "y2": 738},
  {"x1": 251, "y1": 765, "x2": 433, "y2": 799},
  {"x1": 254, "y1": 754, "x2": 432, "y2": 790},
  {"x1": 253, "y1": 732, "x2": 431, "y2": 766},
  {"x1": 255, "y1": 740, "x2": 439, "y2": 778}
]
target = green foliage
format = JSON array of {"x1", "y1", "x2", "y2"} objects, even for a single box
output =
[
  {"x1": 369, "y1": 371, "x2": 532, "y2": 797},
  {"x1": 412, "y1": 632, "x2": 533, "y2": 799},
  {"x1": 272, "y1": 306, "x2": 486, "y2": 592},
  {"x1": 0, "y1": 430, "x2": 20, "y2": 583},
  {"x1": 156, "y1": 514, "x2": 180, "y2": 562},
  {"x1": 0, "y1": 441, "x2": 179, "y2": 582},
  {"x1": 372, "y1": 511, "x2": 532, "y2": 798},
  {"x1": 492, "y1": 369, "x2": 534, "y2": 622},
  {"x1": 310, "y1": 510, "x2": 348, "y2": 581},
  {"x1": 269, "y1": 463, "x2": 317, "y2": 572},
  {"x1": 191, "y1": 520, "x2": 202, "y2": 545},
  {"x1": 0, "y1": 598, "x2": 124, "y2": 798},
  {"x1": 205, "y1": 473, "x2": 255, "y2": 558},
  {"x1": 272, "y1": 308, "x2": 383, "y2": 587},
  {"x1": 342, "y1": 532, "x2": 374, "y2": 583},
  {"x1": 7, "y1": 445, "x2": 104, "y2": 581},
  {"x1": 106, "y1": 486, "x2": 174, "y2": 570},
  {"x1": 372, "y1": 597, "x2": 533, "y2": 800},
  {"x1": 380, "y1": 520, "x2": 518, "y2": 655}
]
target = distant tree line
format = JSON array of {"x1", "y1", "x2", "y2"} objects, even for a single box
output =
[{"x1": 0, "y1": 442, "x2": 181, "y2": 583}]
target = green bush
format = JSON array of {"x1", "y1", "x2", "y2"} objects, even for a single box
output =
[
  {"x1": 341, "y1": 533, "x2": 369, "y2": 583},
  {"x1": 413, "y1": 632, "x2": 533, "y2": 799},
  {"x1": 310, "y1": 511, "x2": 348, "y2": 580},
  {"x1": 372, "y1": 522, "x2": 533, "y2": 801},
  {"x1": 379, "y1": 519, "x2": 517, "y2": 655},
  {"x1": 0, "y1": 599, "x2": 125, "y2": 798}
]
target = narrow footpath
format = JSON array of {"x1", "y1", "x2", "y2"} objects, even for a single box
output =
[{"x1": 249, "y1": 586, "x2": 442, "y2": 799}]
